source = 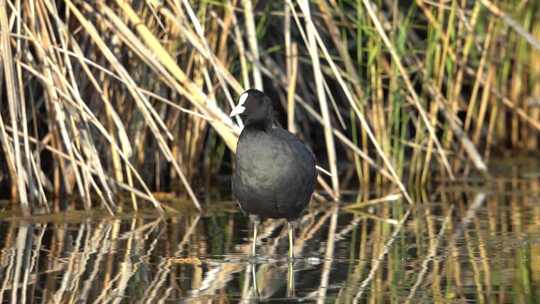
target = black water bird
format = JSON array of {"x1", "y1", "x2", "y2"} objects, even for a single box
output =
[{"x1": 230, "y1": 89, "x2": 317, "y2": 259}]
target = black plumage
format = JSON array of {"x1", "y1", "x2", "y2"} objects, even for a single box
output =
[{"x1": 230, "y1": 89, "x2": 317, "y2": 258}]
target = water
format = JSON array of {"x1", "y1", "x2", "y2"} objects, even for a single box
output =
[{"x1": 1, "y1": 173, "x2": 539, "y2": 303}]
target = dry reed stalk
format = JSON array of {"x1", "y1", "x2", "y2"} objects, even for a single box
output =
[
  {"x1": 528, "y1": 24, "x2": 540, "y2": 149},
  {"x1": 386, "y1": 25, "x2": 490, "y2": 177},
  {"x1": 297, "y1": 0, "x2": 340, "y2": 196},
  {"x1": 295, "y1": 99, "x2": 393, "y2": 181},
  {"x1": 17, "y1": 59, "x2": 147, "y2": 214},
  {"x1": 114, "y1": 0, "x2": 239, "y2": 148},
  {"x1": 70, "y1": 0, "x2": 200, "y2": 210},
  {"x1": 67, "y1": 39, "x2": 137, "y2": 209},
  {"x1": 414, "y1": 0, "x2": 457, "y2": 60},
  {"x1": 26, "y1": 2, "x2": 114, "y2": 212},
  {"x1": 419, "y1": 102, "x2": 439, "y2": 184},
  {"x1": 416, "y1": 76, "x2": 489, "y2": 175},
  {"x1": 38, "y1": 1, "x2": 104, "y2": 209},
  {"x1": 464, "y1": 21, "x2": 495, "y2": 132},
  {"x1": 313, "y1": 35, "x2": 413, "y2": 203},
  {"x1": 242, "y1": 0, "x2": 263, "y2": 90},
  {"x1": 288, "y1": 1, "x2": 412, "y2": 204},
  {"x1": 286, "y1": 43, "x2": 298, "y2": 133},
  {"x1": 0, "y1": 116, "x2": 18, "y2": 203},
  {"x1": 232, "y1": 11, "x2": 251, "y2": 90},
  {"x1": 52, "y1": 1, "x2": 95, "y2": 209},
  {"x1": 181, "y1": 0, "x2": 238, "y2": 115},
  {"x1": 409, "y1": 1, "x2": 451, "y2": 181},
  {"x1": 483, "y1": 99, "x2": 499, "y2": 160},
  {"x1": 316, "y1": 0, "x2": 371, "y2": 178},
  {"x1": 473, "y1": 69, "x2": 494, "y2": 145},
  {"x1": 15, "y1": 1, "x2": 39, "y2": 211},
  {"x1": 5, "y1": 125, "x2": 166, "y2": 208},
  {"x1": 283, "y1": 5, "x2": 298, "y2": 134},
  {"x1": 445, "y1": 3, "x2": 481, "y2": 148},
  {"x1": 343, "y1": 192, "x2": 402, "y2": 210},
  {"x1": 494, "y1": 86, "x2": 540, "y2": 132},
  {"x1": 481, "y1": 0, "x2": 540, "y2": 51},
  {"x1": 362, "y1": 0, "x2": 454, "y2": 180},
  {"x1": 1, "y1": 0, "x2": 29, "y2": 213}
]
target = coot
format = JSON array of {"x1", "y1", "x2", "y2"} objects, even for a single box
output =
[{"x1": 230, "y1": 89, "x2": 317, "y2": 259}]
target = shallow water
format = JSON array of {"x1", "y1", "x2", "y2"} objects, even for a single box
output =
[{"x1": 1, "y1": 173, "x2": 539, "y2": 303}]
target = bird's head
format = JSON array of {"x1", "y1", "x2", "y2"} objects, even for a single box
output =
[{"x1": 230, "y1": 89, "x2": 273, "y2": 129}]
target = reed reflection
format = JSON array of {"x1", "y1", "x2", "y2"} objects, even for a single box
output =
[{"x1": 0, "y1": 176, "x2": 538, "y2": 302}]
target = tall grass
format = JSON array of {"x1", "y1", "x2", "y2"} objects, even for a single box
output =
[{"x1": 0, "y1": 0, "x2": 538, "y2": 214}]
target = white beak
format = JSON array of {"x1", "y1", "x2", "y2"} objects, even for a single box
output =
[
  {"x1": 229, "y1": 104, "x2": 246, "y2": 117},
  {"x1": 230, "y1": 92, "x2": 249, "y2": 117}
]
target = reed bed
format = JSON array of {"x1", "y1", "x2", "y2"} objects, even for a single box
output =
[{"x1": 0, "y1": 0, "x2": 538, "y2": 213}]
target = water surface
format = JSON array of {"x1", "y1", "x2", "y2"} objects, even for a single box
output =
[{"x1": 1, "y1": 170, "x2": 539, "y2": 303}]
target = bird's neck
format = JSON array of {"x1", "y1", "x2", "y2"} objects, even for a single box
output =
[{"x1": 245, "y1": 118, "x2": 272, "y2": 132}]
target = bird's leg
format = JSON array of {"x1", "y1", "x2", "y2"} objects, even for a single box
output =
[
  {"x1": 250, "y1": 215, "x2": 260, "y2": 258},
  {"x1": 288, "y1": 221, "x2": 295, "y2": 260},
  {"x1": 251, "y1": 223, "x2": 258, "y2": 257}
]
